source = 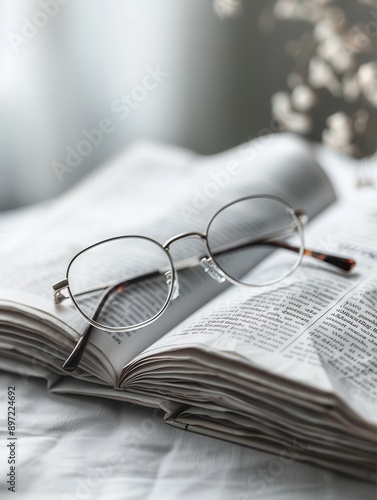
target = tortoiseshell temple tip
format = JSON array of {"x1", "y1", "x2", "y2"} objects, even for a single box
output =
[
  {"x1": 62, "y1": 329, "x2": 92, "y2": 372},
  {"x1": 62, "y1": 355, "x2": 80, "y2": 372},
  {"x1": 324, "y1": 255, "x2": 356, "y2": 272},
  {"x1": 303, "y1": 249, "x2": 356, "y2": 272}
]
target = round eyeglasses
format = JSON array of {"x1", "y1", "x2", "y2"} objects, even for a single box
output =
[{"x1": 52, "y1": 195, "x2": 356, "y2": 371}]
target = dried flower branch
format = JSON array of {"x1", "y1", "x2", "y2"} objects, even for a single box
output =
[{"x1": 261, "y1": 0, "x2": 377, "y2": 158}]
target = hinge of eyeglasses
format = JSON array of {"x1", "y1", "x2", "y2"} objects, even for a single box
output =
[
  {"x1": 295, "y1": 210, "x2": 308, "y2": 225},
  {"x1": 164, "y1": 272, "x2": 180, "y2": 300},
  {"x1": 52, "y1": 278, "x2": 69, "y2": 304},
  {"x1": 200, "y1": 257, "x2": 226, "y2": 283}
]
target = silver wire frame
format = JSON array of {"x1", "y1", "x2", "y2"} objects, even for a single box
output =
[{"x1": 52, "y1": 194, "x2": 355, "y2": 371}]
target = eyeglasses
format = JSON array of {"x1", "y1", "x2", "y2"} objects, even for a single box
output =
[{"x1": 52, "y1": 195, "x2": 356, "y2": 372}]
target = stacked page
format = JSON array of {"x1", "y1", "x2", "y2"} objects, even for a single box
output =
[{"x1": 0, "y1": 134, "x2": 375, "y2": 480}]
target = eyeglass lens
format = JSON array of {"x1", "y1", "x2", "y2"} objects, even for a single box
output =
[
  {"x1": 67, "y1": 237, "x2": 173, "y2": 330},
  {"x1": 207, "y1": 197, "x2": 303, "y2": 286}
]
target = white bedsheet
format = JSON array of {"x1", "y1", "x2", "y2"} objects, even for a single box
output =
[{"x1": 0, "y1": 371, "x2": 375, "y2": 500}]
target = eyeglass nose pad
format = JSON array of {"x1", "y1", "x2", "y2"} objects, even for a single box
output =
[
  {"x1": 200, "y1": 257, "x2": 226, "y2": 284},
  {"x1": 165, "y1": 271, "x2": 180, "y2": 300}
]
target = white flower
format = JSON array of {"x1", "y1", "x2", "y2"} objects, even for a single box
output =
[
  {"x1": 316, "y1": 35, "x2": 353, "y2": 72},
  {"x1": 271, "y1": 91, "x2": 292, "y2": 115},
  {"x1": 342, "y1": 76, "x2": 360, "y2": 102},
  {"x1": 285, "y1": 112, "x2": 312, "y2": 133},
  {"x1": 274, "y1": 0, "x2": 299, "y2": 20},
  {"x1": 322, "y1": 112, "x2": 354, "y2": 153},
  {"x1": 291, "y1": 84, "x2": 316, "y2": 111},
  {"x1": 274, "y1": 0, "x2": 329, "y2": 22},
  {"x1": 313, "y1": 20, "x2": 335, "y2": 42},
  {"x1": 271, "y1": 92, "x2": 312, "y2": 133},
  {"x1": 308, "y1": 57, "x2": 341, "y2": 96},
  {"x1": 357, "y1": 62, "x2": 377, "y2": 107},
  {"x1": 213, "y1": 0, "x2": 243, "y2": 19}
]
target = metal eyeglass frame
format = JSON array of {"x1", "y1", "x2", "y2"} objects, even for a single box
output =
[{"x1": 52, "y1": 194, "x2": 356, "y2": 372}]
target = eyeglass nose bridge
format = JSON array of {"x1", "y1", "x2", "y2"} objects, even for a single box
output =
[
  {"x1": 163, "y1": 231, "x2": 207, "y2": 250},
  {"x1": 163, "y1": 231, "x2": 226, "y2": 287}
]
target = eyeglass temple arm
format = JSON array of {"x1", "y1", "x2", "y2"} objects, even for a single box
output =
[
  {"x1": 214, "y1": 238, "x2": 356, "y2": 272},
  {"x1": 62, "y1": 323, "x2": 93, "y2": 372},
  {"x1": 264, "y1": 241, "x2": 355, "y2": 271},
  {"x1": 211, "y1": 222, "x2": 356, "y2": 272},
  {"x1": 61, "y1": 270, "x2": 162, "y2": 371},
  {"x1": 62, "y1": 290, "x2": 113, "y2": 371}
]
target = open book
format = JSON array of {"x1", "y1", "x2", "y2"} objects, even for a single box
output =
[{"x1": 0, "y1": 135, "x2": 376, "y2": 481}]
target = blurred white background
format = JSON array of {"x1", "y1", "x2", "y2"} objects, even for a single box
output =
[{"x1": 0, "y1": 0, "x2": 375, "y2": 210}]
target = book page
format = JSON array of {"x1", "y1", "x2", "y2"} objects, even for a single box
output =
[
  {"x1": 0, "y1": 135, "x2": 335, "y2": 380},
  {"x1": 124, "y1": 189, "x2": 377, "y2": 424},
  {"x1": 0, "y1": 142, "x2": 197, "y2": 381}
]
